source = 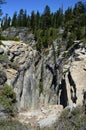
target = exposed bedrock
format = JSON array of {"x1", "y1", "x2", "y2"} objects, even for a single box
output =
[{"x1": 1, "y1": 39, "x2": 86, "y2": 111}]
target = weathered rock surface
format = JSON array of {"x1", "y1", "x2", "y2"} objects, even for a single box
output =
[
  {"x1": 1, "y1": 40, "x2": 38, "y2": 111},
  {"x1": 0, "y1": 106, "x2": 8, "y2": 119},
  {"x1": 2, "y1": 27, "x2": 35, "y2": 44},
  {"x1": 18, "y1": 105, "x2": 63, "y2": 129},
  {"x1": 0, "y1": 39, "x2": 86, "y2": 112},
  {"x1": 66, "y1": 52, "x2": 86, "y2": 105},
  {"x1": 0, "y1": 48, "x2": 4, "y2": 54},
  {"x1": 0, "y1": 70, "x2": 7, "y2": 85}
]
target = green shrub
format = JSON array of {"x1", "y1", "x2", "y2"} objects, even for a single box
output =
[
  {"x1": 10, "y1": 62, "x2": 19, "y2": 70},
  {"x1": 36, "y1": 37, "x2": 42, "y2": 52},
  {"x1": 0, "y1": 119, "x2": 28, "y2": 130},
  {"x1": 75, "y1": 27, "x2": 83, "y2": 40},
  {"x1": 39, "y1": 82, "x2": 43, "y2": 95},
  {"x1": 66, "y1": 33, "x2": 76, "y2": 50},
  {"x1": 0, "y1": 83, "x2": 16, "y2": 116},
  {"x1": 82, "y1": 38, "x2": 86, "y2": 47},
  {"x1": 62, "y1": 51, "x2": 67, "y2": 57},
  {"x1": 44, "y1": 49, "x2": 49, "y2": 56},
  {"x1": 35, "y1": 28, "x2": 58, "y2": 52},
  {"x1": 56, "y1": 105, "x2": 86, "y2": 130},
  {"x1": 0, "y1": 54, "x2": 9, "y2": 63},
  {"x1": 0, "y1": 36, "x2": 20, "y2": 41}
]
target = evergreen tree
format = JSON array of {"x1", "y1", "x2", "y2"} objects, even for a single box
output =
[
  {"x1": 56, "y1": 8, "x2": 63, "y2": 27},
  {"x1": 1, "y1": 13, "x2": 11, "y2": 29},
  {"x1": 76, "y1": 27, "x2": 83, "y2": 40},
  {"x1": 17, "y1": 9, "x2": 25, "y2": 27},
  {"x1": 35, "y1": 11, "x2": 40, "y2": 29},
  {"x1": 0, "y1": 0, "x2": 86, "y2": 49},
  {"x1": 65, "y1": 7, "x2": 73, "y2": 23},
  {"x1": 30, "y1": 10, "x2": 36, "y2": 32},
  {"x1": 7, "y1": 16, "x2": 11, "y2": 27},
  {"x1": 11, "y1": 12, "x2": 18, "y2": 27},
  {"x1": 52, "y1": 12, "x2": 57, "y2": 28},
  {"x1": 50, "y1": 13, "x2": 55, "y2": 27},
  {"x1": 73, "y1": 1, "x2": 86, "y2": 15},
  {"x1": 42, "y1": 5, "x2": 51, "y2": 29},
  {"x1": 22, "y1": 10, "x2": 27, "y2": 27},
  {"x1": 27, "y1": 15, "x2": 30, "y2": 28}
]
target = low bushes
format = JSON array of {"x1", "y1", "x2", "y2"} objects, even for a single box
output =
[
  {"x1": 0, "y1": 120, "x2": 28, "y2": 130},
  {"x1": 56, "y1": 105, "x2": 86, "y2": 130},
  {"x1": 0, "y1": 83, "x2": 16, "y2": 116},
  {"x1": 0, "y1": 36, "x2": 20, "y2": 41}
]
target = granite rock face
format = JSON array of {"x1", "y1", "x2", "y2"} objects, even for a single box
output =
[
  {"x1": 18, "y1": 105, "x2": 63, "y2": 128},
  {"x1": 1, "y1": 29, "x2": 86, "y2": 111},
  {"x1": 13, "y1": 64, "x2": 37, "y2": 111},
  {"x1": 2, "y1": 27, "x2": 35, "y2": 44},
  {"x1": 0, "y1": 48, "x2": 4, "y2": 54},
  {"x1": 0, "y1": 106, "x2": 8, "y2": 120},
  {"x1": 66, "y1": 50, "x2": 86, "y2": 105}
]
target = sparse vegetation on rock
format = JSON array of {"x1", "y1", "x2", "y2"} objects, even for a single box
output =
[
  {"x1": 55, "y1": 105, "x2": 86, "y2": 130},
  {"x1": 0, "y1": 1, "x2": 86, "y2": 129},
  {"x1": 0, "y1": 119, "x2": 28, "y2": 130},
  {"x1": 0, "y1": 83, "x2": 16, "y2": 116}
]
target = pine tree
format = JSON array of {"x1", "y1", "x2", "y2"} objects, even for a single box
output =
[
  {"x1": 22, "y1": 10, "x2": 27, "y2": 27},
  {"x1": 35, "y1": 11, "x2": 40, "y2": 29},
  {"x1": 65, "y1": 7, "x2": 73, "y2": 23},
  {"x1": 1, "y1": 13, "x2": 11, "y2": 29},
  {"x1": 17, "y1": 9, "x2": 25, "y2": 27},
  {"x1": 73, "y1": 1, "x2": 86, "y2": 15},
  {"x1": 30, "y1": 10, "x2": 36, "y2": 32},
  {"x1": 56, "y1": 8, "x2": 63, "y2": 27},
  {"x1": 42, "y1": 5, "x2": 51, "y2": 29},
  {"x1": 27, "y1": 15, "x2": 30, "y2": 28},
  {"x1": 11, "y1": 12, "x2": 18, "y2": 27},
  {"x1": 7, "y1": 16, "x2": 11, "y2": 27}
]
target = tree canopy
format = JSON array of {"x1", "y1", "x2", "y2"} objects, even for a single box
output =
[{"x1": 0, "y1": 1, "x2": 86, "y2": 51}]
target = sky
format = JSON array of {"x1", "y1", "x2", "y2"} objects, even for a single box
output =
[{"x1": 1, "y1": 0, "x2": 86, "y2": 18}]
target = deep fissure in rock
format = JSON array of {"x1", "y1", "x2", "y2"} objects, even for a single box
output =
[
  {"x1": 57, "y1": 76, "x2": 68, "y2": 108},
  {"x1": 68, "y1": 71, "x2": 77, "y2": 103},
  {"x1": 39, "y1": 60, "x2": 44, "y2": 95},
  {"x1": 46, "y1": 64, "x2": 58, "y2": 90}
]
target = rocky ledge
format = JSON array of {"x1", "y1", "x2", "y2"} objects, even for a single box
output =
[{"x1": 18, "y1": 105, "x2": 63, "y2": 129}]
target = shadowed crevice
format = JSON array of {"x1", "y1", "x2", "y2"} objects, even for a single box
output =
[
  {"x1": 46, "y1": 64, "x2": 58, "y2": 90},
  {"x1": 68, "y1": 71, "x2": 77, "y2": 103},
  {"x1": 57, "y1": 77, "x2": 68, "y2": 108}
]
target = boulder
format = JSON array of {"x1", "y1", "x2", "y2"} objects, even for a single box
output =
[
  {"x1": 0, "y1": 48, "x2": 4, "y2": 54},
  {"x1": 1, "y1": 27, "x2": 35, "y2": 45},
  {"x1": 0, "y1": 106, "x2": 8, "y2": 119}
]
